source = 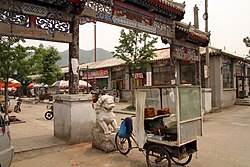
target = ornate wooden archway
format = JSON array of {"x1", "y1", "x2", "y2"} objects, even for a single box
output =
[{"x1": 0, "y1": 0, "x2": 209, "y2": 94}]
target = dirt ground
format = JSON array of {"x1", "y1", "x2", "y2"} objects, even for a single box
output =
[{"x1": 10, "y1": 100, "x2": 250, "y2": 167}]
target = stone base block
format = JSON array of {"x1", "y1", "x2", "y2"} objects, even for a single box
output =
[{"x1": 92, "y1": 130, "x2": 117, "y2": 153}]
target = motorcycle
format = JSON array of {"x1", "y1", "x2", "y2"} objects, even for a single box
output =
[
  {"x1": 14, "y1": 97, "x2": 22, "y2": 113},
  {"x1": 44, "y1": 105, "x2": 53, "y2": 120}
]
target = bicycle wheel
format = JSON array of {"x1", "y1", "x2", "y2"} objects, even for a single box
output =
[
  {"x1": 115, "y1": 132, "x2": 131, "y2": 155},
  {"x1": 146, "y1": 145, "x2": 171, "y2": 167},
  {"x1": 14, "y1": 105, "x2": 20, "y2": 113},
  {"x1": 171, "y1": 154, "x2": 192, "y2": 166},
  {"x1": 45, "y1": 111, "x2": 54, "y2": 120}
]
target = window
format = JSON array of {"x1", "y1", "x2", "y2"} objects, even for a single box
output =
[
  {"x1": 222, "y1": 59, "x2": 233, "y2": 88},
  {"x1": 180, "y1": 61, "x2": 197, "y2": 85},
  {"x1": 152, "y1": 64, "x2": 171, "y2": 86},
  {"x1": 235, "y1": 64, "x2": 244, "y2": 76}
]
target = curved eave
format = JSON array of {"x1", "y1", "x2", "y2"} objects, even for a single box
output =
[
  {"x1": 176, "y1": 23, "x2": 210, "y2": 47},
  {"x1": 120, "y1": 0, "x2": 185, "y2": 21},
  {"x1": 187, "y1": 34, "x2": 209, "y2": 47},
  {"x1": 146, "y1": 0, "x2": 185, "y2": 21},
  {"x1": 176, "y1": 25, "x2": 209, "y2": 39},
  {"x1": 148, "y1": 0, "x2": 185, "y2": 13},
  {"x1": 21, "y1": 0, "x2": 82, "y2": 11}
]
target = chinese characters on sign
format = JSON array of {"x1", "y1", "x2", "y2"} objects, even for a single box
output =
[
  {"x1": 83, "y1": 69, "x2": 109, "y2": 79},
  {"x1": 146, "y1": 72, "x2": 152, "y2": 86}
]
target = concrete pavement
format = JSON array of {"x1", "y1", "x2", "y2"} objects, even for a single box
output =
[
  {"x1": 9, "y1": 97, "x2": 250, "y2": 167},
  {"x1": 10, "y1": 104, "x2": 250, "y2": 167},
  {"x1": 9, "y1": 98, "x2": 133, "y2": 154},
  {"x1": 9, "y1": 98, "x2": 66, "y2": 154}
]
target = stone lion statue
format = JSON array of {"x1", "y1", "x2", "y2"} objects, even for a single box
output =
[{"x1": 95, "y1": 94, "x2": 118, "y2": 135}]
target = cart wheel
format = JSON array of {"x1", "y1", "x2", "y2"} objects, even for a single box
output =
[
  {"x1": 171, "y1": 154, "x2": 192, "y2": 166},
  {"x1": 44, "y1": 111, "x2": 54, "y2": 120},
  {"x1": 146, "y1": 145, "x2": 171, "y2": 167},
  {"x1": 115, "y1": 132, "x2": 131, "y2": 155}
]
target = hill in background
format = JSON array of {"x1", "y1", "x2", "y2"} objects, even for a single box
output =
[{"x1": 57, "y1": 48, "x2": 114, "y2": 67}]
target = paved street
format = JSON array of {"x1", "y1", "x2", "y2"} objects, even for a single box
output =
[{"x1": 9, "y1": 98, "x2": 250, "y2": 167}]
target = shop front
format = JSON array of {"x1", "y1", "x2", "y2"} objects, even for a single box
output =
[
  {"x1": 82, "y1": 68, "x2": 109, "y2": 90},
  {"x1": 235, "y1": 62, "x2": 250, "y2": 99}
]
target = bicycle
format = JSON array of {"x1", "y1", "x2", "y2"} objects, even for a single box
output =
[
  {"x1": 115, "y1": 115, "x2": 194, "y2": 167},
  {"x1": 44, "y1": 105, "x2": 54, "y2": 120},
  {"x1": 115, "y1": 116, "x2": 139, "y2": 155},
  {"x1": 14, "y1": 97, "x2": 22, "y2": 113}
]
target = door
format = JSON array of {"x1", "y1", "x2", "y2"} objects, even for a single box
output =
[{"x1": 236, "y1": 76, "x2": 244, "y2": 98}]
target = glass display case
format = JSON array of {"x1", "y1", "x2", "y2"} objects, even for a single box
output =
[{"x1": 135, "y1": 86, "x2": 202, "y2": 146}]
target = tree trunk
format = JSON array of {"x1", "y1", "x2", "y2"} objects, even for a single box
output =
[
  {"x1": 4, "y1": 74, "x2": 9, "y2": 115},
  {"x1": 131, "y1": 77, "x2": 135, "y2": 107}
]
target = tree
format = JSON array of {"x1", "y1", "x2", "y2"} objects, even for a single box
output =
[
  {"x1": 0, "y1": 36, "x2": 31, "y2": 114},
  {"x1": 31, "y1": 44, "x2": 62, "y2": 85},
  {"x1": 113, "y1": 29, "x2": 157, "y2": 106}
]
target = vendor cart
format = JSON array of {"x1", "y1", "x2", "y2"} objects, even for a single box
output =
[{"x1": 115, "y1": 85, "x2": 203, "y2": 167}]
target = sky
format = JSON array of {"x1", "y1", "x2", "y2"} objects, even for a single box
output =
[{"x1": 24, "y1": 0, "x2": 250, "y2": 56}]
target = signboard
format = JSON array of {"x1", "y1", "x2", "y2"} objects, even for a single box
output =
[
  {"x1": 134, "y1": 73, "x2": 144, "y2": 79},
  {"x1": 204, "y1": 65, "x2": 208, "y2": 79},
  {"x1": 82, "y1": 0, "x2": 175, "y2": 38},
  {"x1": 83, "y1": 69, "x2": 109, "y2": 79},
  {"x1": 146, "y1": 72, "x2": 152, "y2": 86}
]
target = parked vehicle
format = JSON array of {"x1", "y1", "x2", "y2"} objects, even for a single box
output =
[
  {"x1": 44, "y1": 105, "x2": 53, "y2": 120},
  {"x1": 0, "y1": 114, "x2": 14, "y2": 167},
  {"x1": 14, "y1": 97, "x2": 22, "y2": 113}
]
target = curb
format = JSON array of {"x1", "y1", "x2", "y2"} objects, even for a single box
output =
[
  {"x1": 113, "y1": 110, "x2": 135, "y2": 115},
  {"x1": 14, "y1": 143, "x2": 67, "y2": 154}
]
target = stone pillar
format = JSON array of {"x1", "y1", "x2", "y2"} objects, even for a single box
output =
[
  {"x1": 210, "y1": 56, "x2": 223, "y2": 108},
  {"x1": 69, "y1": 15, "x2": 80, "y2": 94},
  {"x1": 54, "y1": 94, "x2": 95, "y2": 144},
  {"x1": 202, "y1": 88, "x2": 212, "y2": 113},
  {"x1": 170, "y1": 40, "x2": 177, "y2": 85}
]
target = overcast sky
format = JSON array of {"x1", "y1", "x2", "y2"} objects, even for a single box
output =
[{"x1": 24, "y1": 0, "x2": 250, "y2": 55}]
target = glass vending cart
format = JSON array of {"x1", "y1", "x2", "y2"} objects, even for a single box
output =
[{"x1": 115, "y1": 86, "x2": 203, "y2": 167}]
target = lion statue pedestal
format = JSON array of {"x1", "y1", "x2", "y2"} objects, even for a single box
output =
[{"x1": 92, "y1": 94, "x2": 118, "y2": 153}]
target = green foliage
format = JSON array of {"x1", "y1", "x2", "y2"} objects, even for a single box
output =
[
  {"x1": 31, "y1": 44, "x2": 62, "y2": 85},
  {"x1": 0, "y1": 36, "x2": 31, "y2": 81},
  {"x1": 209, "y1": 108, "x2": 220, "y2": 114},
  {"x1": 243, "y1": 37, "x2": 250, "y2": 47},
  {"x1": 113, "y1": 29, "x2": 157, "y2": 106},
  {"x1": 243, "y1": 36, "x2": 250, "y2": 55},
  {"x1": 0, "y1": 36, "x2": 32, "y2": 114},
  {"x1": 113, "y1": 29, "x2": 157, "y2": 70},
  {"x1": 124, "y1": 105, "x2": 136, "y2": 111}
]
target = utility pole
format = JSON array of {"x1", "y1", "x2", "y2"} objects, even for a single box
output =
[
  {"x1": 194, "y1": 5, "x2": 201, "y2": 85},
  {"x1": 194, "y1": 5, "x2": 199, "y2": 29},
  {"x1": 94, "y1": 21, "x2": 97, "y2": 62},
  {"x1": 204, "y1": 0, "x2": 210, "y2": 88}
]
